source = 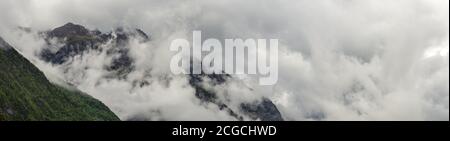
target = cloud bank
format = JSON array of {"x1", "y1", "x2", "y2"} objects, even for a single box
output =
[{"x1": 0, "y1": 0, "x2": 448, "y2": 120}]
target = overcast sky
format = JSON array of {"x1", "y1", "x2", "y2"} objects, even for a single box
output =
[{"x1": 0, "y1": 0, "x2": 448, "y2": 120}]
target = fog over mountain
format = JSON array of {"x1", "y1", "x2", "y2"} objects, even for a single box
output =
[{"x1": 0, "y1": 0, "x2": 448, "y2": 120}]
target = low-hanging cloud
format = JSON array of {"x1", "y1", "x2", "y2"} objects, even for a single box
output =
[{"x1": 0, "y1": 0, "x2": 448, "y2": 120}]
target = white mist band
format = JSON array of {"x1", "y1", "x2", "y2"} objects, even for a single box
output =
[{"x1": 170, "y1": 31, "x2": 278, "y2": 85}]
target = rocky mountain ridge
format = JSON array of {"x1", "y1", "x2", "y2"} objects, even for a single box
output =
[{"x1": 33, "y1": 23, "x2": 284, "y2": 121}]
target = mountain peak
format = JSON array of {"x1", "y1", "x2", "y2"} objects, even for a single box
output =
[
  {"x1": 48, "y1": 22, "x2": 90, "y2": 38},
  {"x1": 65, "y1": 22, "x2": 76, "y2": 26},
  {"x1": 61, "y1": 22, "x2": 83, "y2": 29}
]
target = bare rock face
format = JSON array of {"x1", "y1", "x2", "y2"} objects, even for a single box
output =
[
  {"x1": 188, "y1": 73, "x2": 284, "y2": 121},
  {"x1": 241, "y1": 98, "x2": 284, "y2": 121},
  {"x1": 39, "y1": 23, "x2": 284, "y2": 121},
  {"x1": 41, "y1": 23, "x2": 148, "y2": 76},
  {"x1": 48, "y1": 22, "x2": 90, "y2": 38}
]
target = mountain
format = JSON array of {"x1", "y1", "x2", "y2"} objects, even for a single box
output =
[
  {"x1": 40, "y1": 23, "x2": 148, "y2": 77},
  {"x1": 188, "y1": 73, "x2": 283, "y2": 121},
  {"x1": 0, "y1": 36, "x2": 120, "y2": 121},
  {"x1": 38, "y1": 23, "x2": 284, "y2": 121}
]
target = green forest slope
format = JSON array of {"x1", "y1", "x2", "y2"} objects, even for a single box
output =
[{"x1": 0, "y1": 37, "x2": 119, "y2": 121}]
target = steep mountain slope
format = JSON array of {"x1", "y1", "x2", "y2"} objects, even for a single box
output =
[
  {"x1": 0, "y1": 36, "x2": 120, "y2": 121},
  {"x1": 36, "y1": 23, "x2": 284, "y2": 121},
  {"x1": 188, "y1": 73, "x2": 283, "y2": 121}
]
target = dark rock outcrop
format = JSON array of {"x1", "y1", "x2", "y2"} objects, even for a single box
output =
[
  {"x1": 189, "y1": 72, "x2": 283, "y2": 121},
  {"x1": 241, "y1": 98, "x2": 284, "y2": 121},
  {"x1": 41, "y1": 23, "x2": 149, "y2": 76},
  {"x1": 48, "y1": 22, "x2": 90, "y2": 38}
]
